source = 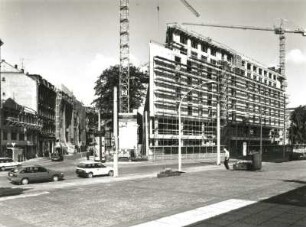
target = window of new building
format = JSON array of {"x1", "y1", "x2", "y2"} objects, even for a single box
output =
[
  {"x1": 201, "y1": 45, "x2": 207, "y2": 52},
  {"x1": 198, "y1": 91, "x2": 202, "y2": 103},
  {"x1": 211, "y1": 48, "x2": 216, "y2": 56},
  {"x1": 11, "y1": 132, "x2": 17, "y2": 140},
  {"x1": 259, "y1": 68, "x2": 262, "y2": 75},
  {"x1": 19, "y1": 133, "x2": 25, "y2": 141},
  {"x1": 191, "y1": 40, "x2": 197, "y2": 48},
  {"x1": 198, "y1": 106, "x2": 203, "y2": 116},
  {"x1": 247, "y1": 63, "x2": 251, "y2": 70},
  {"x1": 180, "y1": 47, "x2": 187, "y2": 55},
  {"x1": 232, "y1": 112, "x2": 236, "y2": 121},
  {"x1": 187, "y1": 92, "x2": 192, "y2": 102},
  {"x1": 201, "y1": 55, "x2": 207, "y2": 62},
  {"x1": 207, "y1": 95, "x2": 212, "y2": 105},
  {"x1": 187, "y1": 76, "x2": 192, "y2": 85},
  {"x1": 188, "y1": 105, "x2": 192, "y2": 115},
  {"x1": 191, "y1": 51, "x2": 197, "y2": 58},
  {"x1": 207, "y1": 73, "x2": 212, "y2": 80},
  {"x1": 175, "y1": 56, "x2": 181, "y2": 64},
  {"x1": 175, "y1": 73, "x2": 181, "y2": 82},
  {"x1": 2, "y1": 77, "x2": 5, "y2": 82},
  {"x1": 176, "y1": 87, "x2": 181, "y2": 97},
  {"x1": 180, "y1": 35, "x2": 187, "y2": 44},
  {"x1": 253, "y1": 66, "x2": 257, "y2": 72},
  {"x1": 242, "y1": 61, "x2": 245, "y2": 67},
  {"x1": 210, "y1": 59, "x2": 217, "y2": 65},
  {"x1": 187, "y1": 60, "x2": 192, "y2": 72}
]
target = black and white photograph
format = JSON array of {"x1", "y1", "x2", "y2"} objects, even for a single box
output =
[{"x1": 0, "y1": 0, "x2": 306, "y2": 226}]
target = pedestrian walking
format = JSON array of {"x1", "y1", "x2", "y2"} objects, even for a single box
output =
[
  {"x1": 86, "y1": 150, "x2": 90, "y2": 160},
  {"x1": 223, "y1": 147, "x2": 230, "y2": 170}
]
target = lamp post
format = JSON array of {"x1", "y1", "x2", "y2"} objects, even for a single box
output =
[
  {"x1": 283, "y1": 93, "x2": 287, "y2": 158},
  {"x1": 178, "y1": 80, "x2": 215, "y2": 172},
  {"x1": 260, "y1": 112, "x2": 263, "y2": 156},
  {"x1": 0, "y1": 39, "x2": 3, "y2": 155}
]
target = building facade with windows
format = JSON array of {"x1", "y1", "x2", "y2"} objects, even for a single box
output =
[
  {"x1": 143, "y1": 25, "x2": 286, "y2": 159},
  {"x1": 1, "y1": 61, "x2": 87, "y2": 158},
  {"x1": 28, "y1": 74, "x2": 57, "y2": 157},
  {"x1": 55, "y1": 85, "x2": 86, "y2": 154}
]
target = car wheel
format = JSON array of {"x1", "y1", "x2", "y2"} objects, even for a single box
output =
[
  {"x1": 87, "y1": 172, "x2": 93, "y2": 178},
  {"x1": 108, "y1": 170, "x2": 114, "y2": 176},
  {"x1": 21, "y1": 178, "x2": 29, "y2": 185},
  {"x1": 52, "y1": 175, "x2": 59, "y2": 182},
  {"x1": 1, "y1": 167, "x2": 5, "y2": 171}
]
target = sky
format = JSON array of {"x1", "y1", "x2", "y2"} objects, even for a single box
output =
[{"x1": 0, "y1": 0, "x2": 305, "y2": 107}]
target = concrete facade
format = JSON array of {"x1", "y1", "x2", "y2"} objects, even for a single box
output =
[
  {"x1": 1, "y1": 61, "x2": 37, "y2": 112},
  {"x1": 55, "y1": 85, "x2": 86, "y2": 154}
]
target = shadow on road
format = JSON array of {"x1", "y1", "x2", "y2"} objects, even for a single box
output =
[
  {"x1": 188, "y1": 185, "x2": 306, "y2": 226},
  {"x1": 0, "y1": 187, "x2": 30, "y2": 198}
]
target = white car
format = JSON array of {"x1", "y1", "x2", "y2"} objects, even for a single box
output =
[
  {"x1": 76, "y1": 161, "x2": 114, "y2": 178},
  {"x1": 0, "y1": 157, "x2": 21, "y2": 171}
]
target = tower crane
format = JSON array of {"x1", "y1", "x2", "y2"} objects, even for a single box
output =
[
  {"x1": 182, "y1": 20, "x2": 306, "y2": 77},
  {"x1": 118, "y1": 0, "x2": 199, "y2": 113}
]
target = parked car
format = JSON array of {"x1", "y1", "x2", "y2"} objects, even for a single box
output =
[
  {"x1": 51, "y1": 153, "x2": 64, "y2": 161},
  {"x1": 76, "y1": 161, "x2": 114, "y2": 178},
  {"x1": 7, "y1": 165, "x2": 64, "y2": 185},
  {"x1": 0, "y1": 157, "x2": 21, "y2": 171}
]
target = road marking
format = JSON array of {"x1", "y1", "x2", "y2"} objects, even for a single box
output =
[
  {"x1": 131, "y1": 199, "x2": 256, "y2": 227},
  {"x1": 0, "y1": 191, "x2": 49, "y2": 202}
]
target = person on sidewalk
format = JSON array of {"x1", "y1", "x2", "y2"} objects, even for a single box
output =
[{"x1": 223, "y1": 147, "x2": 230, "y2": 170}]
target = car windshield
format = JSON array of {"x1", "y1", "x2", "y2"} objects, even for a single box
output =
[
  {"x1": 77, "y1": 163, "x2": 87, "y2": 168},
  {"x1": 77, "y1": 163, "x2": 105, "y2": 168}
]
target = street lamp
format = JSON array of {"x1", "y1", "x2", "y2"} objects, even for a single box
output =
[
  {"x1": 0, "y1": 39, "x2": 3, "y2": 155},
  {"x1": 178, "y1": 80, "x2": 216, "y2": 172}
]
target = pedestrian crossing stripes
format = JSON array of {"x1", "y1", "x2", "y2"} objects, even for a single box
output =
[{"x1": 131, "y1": 199, "x2": 256, "y2": 227}]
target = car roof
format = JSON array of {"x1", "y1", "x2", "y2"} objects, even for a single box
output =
[
  {"x1": 79, "y1": 161, "x2": 103, "y2": 164},
  {"x1": 18, "y1": 164, "x2": 45, "y2": 168}
]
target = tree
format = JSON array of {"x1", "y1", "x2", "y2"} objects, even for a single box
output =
[
  {"x1": 92, "y1": 65, "x2": 147, "y2": 117},
  {"x1": 289, "y1": 105, "x2": 306, "y2": 144}
]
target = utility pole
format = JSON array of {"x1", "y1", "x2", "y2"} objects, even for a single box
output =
[
  {"x1": 283, "y1": 94, "x2": 286, "y2": 158},
  {"x1": 98, "y1": 109, "x2": 102, "y2": 162},
  {"x1": 113, "y1": 86, "x2": 118, "y2": 177},
  {"x1": 217, "y1": 101, "x2": 221, "y2": 165},
  {"x1": 0, "y1": 39, "x2": 3, "y2": 155}
]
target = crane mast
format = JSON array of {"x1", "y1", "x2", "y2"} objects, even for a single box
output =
[
  {"x1": 119, "y1": 0, "x2": 130, "y2": 113},
  {"x1": 183, "y1": 21, "x2": 306, "y2": 78}
]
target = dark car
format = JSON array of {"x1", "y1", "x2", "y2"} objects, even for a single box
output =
[
  {"x1": 8, "y1": 165, "x2": 64, "y2": 185},
  {"x1": 51, "y1": 153, "x2": 64, "y2": 161}
]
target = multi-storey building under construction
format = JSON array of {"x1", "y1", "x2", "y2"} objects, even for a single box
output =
[{"x1": 143, "y1": 25, "x2": 286, "y2": 159}]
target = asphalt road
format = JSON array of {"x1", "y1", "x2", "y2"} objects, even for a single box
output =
[
  {"x1": 1, "y1": 158, "x2": 306, "y2": 227},
  {"x1": 0, "y1": 156, "x2": 211, "y2": 187}
]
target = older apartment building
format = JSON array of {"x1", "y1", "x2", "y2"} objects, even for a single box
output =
[
  {"x1": 1, "y1": 61, "x2": 87, "y2": 159},
  {"x1": 144, "y1": 25, "x2": 286, "y2": 159}
]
